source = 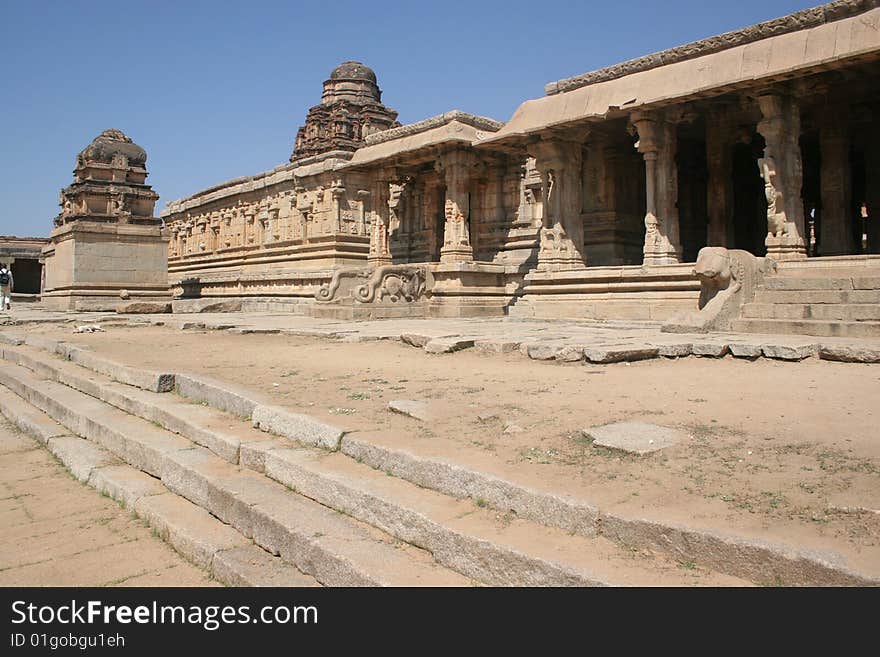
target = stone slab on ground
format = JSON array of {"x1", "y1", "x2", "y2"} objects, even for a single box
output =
[
  {"x1": 692, "y1": 342, "x2": 730, "y2": 357},
  {"x1": 172, "y1": 298, "x2": 243, "y2": 314},
  {"x1": 585, "y1": 421, "x2": 687, "y2": 455},
  {"x1": 818, "y1": 344, "x2": 880, "y2": 363},
  {"x1": 400, "y1": 333, "x2": 431, "y2": 348},
  {"x1": 656, "y1": 342, "x2": 693, "y2": 358},
  {"x1": 424, "y1": 337, "x2": 475, "y2": 354},
  {"x1": 728, "y1": 343, "x2": 764, "y2": 358},
  {"x1": 583, "y1": 346, "x2": 659, "y2": 364},
  {"x1": 762, "y1": 342, "x2": 819, "y2": 361},
  {"x1": 388, "y1": 399, "x2": 433, "y2": 422},
  {"x1": 474, "y1": 339, "x2": 522, "y2": 354},
  {"x1": 116, "y1": 301, "x2": 171, "y2": 314}
]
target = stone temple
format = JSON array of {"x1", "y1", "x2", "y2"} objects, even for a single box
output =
[
  {"x1": 43, "y1": 1, "x2": 880, "y2": 336},
  {"x1": 42, "y1": 129, "x2": 169, "y2": 310}
]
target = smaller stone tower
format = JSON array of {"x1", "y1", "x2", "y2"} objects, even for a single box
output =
[
  {"x1": 290, "y1": 61, "x2": 399, "y2": 163},
  {"x1": 42, "y1": 129, "x2": 170, "y2": 311}
]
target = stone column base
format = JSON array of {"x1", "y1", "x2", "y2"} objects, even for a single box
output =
[
  {"x1": 765, "y1": 235, "x2": 807, "y2": 261},
  {"x1": 439, "y1": 245, "x2": 474, "y2": 263},
  {"x1": 643, "y1": 244, "x2": 682, "y2": 267}
]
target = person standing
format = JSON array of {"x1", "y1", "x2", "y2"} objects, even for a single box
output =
[{"x1": 0, "y1": 263, "x2": 13, "y2": 311}]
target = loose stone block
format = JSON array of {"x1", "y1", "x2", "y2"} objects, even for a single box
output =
[
  {"x1": 818, "y1": 344, "x2": 880, "y2": 363},
  {"x1": 116, "y1": 301, "x2": 171, "y2": 314},
  {"x1": 555, "y1": 345, "x2": 585, "y2": 362},
  {"x1": 585, "y1": 421, "x2": 687, "y2": 455},
  {"x1": 692, "y1": 342, "x2": 730, "y2": 357},
  {"x1": 526, "y1": 343, "x2": 558, "y2": 360},
  {"x1": 400, "y1": 333, "x2": 431, "y2": 348},
  {"x1": 424, "y1": 337, "x2": 475, "y2": 354},
  {"x1": 728, "y1": 343, "x2": 763, "y2": 359},
  {"x1": 474, "y1": 339, "x2": 522, "y2": 354},
  {"x1": 657, "y1": 343, "x2": 692, "y2": 358},
  {"x1": 761, "y1": 343, "x2": 818, "y2": 361},
  {"x1": 583, "y1": 346, "x2": 659, "y2": 364}
]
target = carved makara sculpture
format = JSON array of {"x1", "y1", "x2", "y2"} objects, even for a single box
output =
[{"x1": 315, "y1": 264, "x2": 432, "y2": 304}]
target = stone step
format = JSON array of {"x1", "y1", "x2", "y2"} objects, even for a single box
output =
[
  {"x1": 0, "y1": 349, "x2": 743, "y2": 586},
  {"x1": 3, "y1": 337, "x2": 876, "y2": 585},
  {"x1": 752, "y1": 289, "x2": 880, "y2": 305},
  {"x1": 0, "y1": 362, "x2": 468, "y2": 586},
  {"x1": 741, "y1": 303, "x2": 880, "y2": 321},
  {"x1": 0, "y1": 386, "x2": 317, "y2": 587},
  {"x1": 762, "y1": 275, "x2": 880, "y2": 291},
  {"x1": 260, "y1": 446, "x2": 741, "y2": 586},
  {"x1": 730, "y1": 318, "x2": 880, "y2": 338}
]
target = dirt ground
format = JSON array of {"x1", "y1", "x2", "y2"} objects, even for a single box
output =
[
  {"x1": 33, "y1": 322, "x2": 880, "y2": 571},
  {"x1": 0, "y1": 417, "x2": 219, "y2": 586}
]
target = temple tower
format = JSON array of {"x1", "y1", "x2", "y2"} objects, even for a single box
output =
[
  {"x1": 41, "y1": 129, "x2": 170, "y2": 310},
  {"x1": 290, "y1": 61, "x2": 399, "y2": 162}
]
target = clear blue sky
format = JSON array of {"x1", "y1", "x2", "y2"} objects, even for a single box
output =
[{"x1": 0, "y1": 0, "x2": 814, "y2": 238}]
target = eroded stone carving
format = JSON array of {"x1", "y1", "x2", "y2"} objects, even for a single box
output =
[
  {"x1": 663, "y1": 247, "x2": 775, "y2": 333},
  {"x1": 316, "y1": 265, "x2": 431, "y2": 304}
]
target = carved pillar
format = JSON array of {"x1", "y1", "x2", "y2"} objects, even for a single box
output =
[
  {"x1": 706, "y1": 106, "x2": 734, "y2": 247},
  {"x1": 269, "y1": 205, "x2": 281, "y2": 242},
  {"x1": 242, "y1": 208, "x2": 255, "y2": 245},
  {"x1": 195, "y1": 217, "x2": 207, "y2": 252},
  {"x1": 631, "y1": 111, "x2": 682, "y2": 265},
  {"x1": 357, "y1": 190, "x2": 370, "y2": 236},
  {"x1": 755, "y1": 93, "x2": 807, "y2": 260},
  {"x1": 529, "y1": 138, "x2": 586, "y2": 270},
  {"x1": 209, "y1": 213, "x2": 219, "y2": 252},
  {"x1": 222, "y1": 212, "x2": 232, "y2": 248},
  {"x1": 819, "y1": 116, "x2": 853, "y2": 256},
  {"x1": 368, "y1": 177, "x2": 392, "y2": 266},
  {"x1": 257, "y1": 203, "x2": 269, "y2": 245},
  {"x1": 331, "y1": 182, "x2": 346, "y2": 234},
  {"x1": 439, "y1": 151, "x2": 474, "y2": 263}
]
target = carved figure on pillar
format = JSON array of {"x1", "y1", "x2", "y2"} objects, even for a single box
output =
[
  {"x1": 439, "y1": 151, "x2": 474, "y2": 263},
  {"x1": 530, "y1": 139, "x2": 586, "y2": 271},
  {"x1": 755, "y1": 93, "x2": 807, "y2": 260},
  {"x1": 368, "y1": 179, "x2": 392, "y2": 266},
  {"x1": 631, "y1": 111, "x2": 682, "y2": 266}
]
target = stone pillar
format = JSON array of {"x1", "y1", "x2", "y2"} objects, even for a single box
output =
[
  {"x1": 631, "y1": 111, "x2": 682, "y2": 265},
  {"x1": 222, "y1": 212, "x2": 232, "y2": 248},
  {"x1": 819, "y1": 117, "x2": 853, "y2": 256},
  {"x1": 257, "y1": 204, "x2": 269, "y2": 245},
  {"x1": 331, "y1": 182, "x2": 346, "y2": 234},
  {"x1": 268, "y1": 205, "x2": 281, "y2": 243},
  {"x1": 242, "y1": 208, "x2": 254, "y2": 245},
  {"x1": 530, "y1": 138, "x2": 586, "y2": 270},
  {"x1": 706, "y1": 106, "x2": 734, "y2": 247},
  {"x1": 439, "y1": 151, "x2": 474, "y2": 263},
  {"x1": 755, "y1": 93, "x2": 807, "y2": 260},
  {"x1": 368, "y1": 177, "x2": 392, "y2": 266},
  {"x1": 357, "y1": 190, "x2": 370, "y2": 236},
  {"x1": 867, "y1": 125, "x2": 880, "y2": 254}
]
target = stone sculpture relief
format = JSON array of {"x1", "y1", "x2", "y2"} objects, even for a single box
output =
[{"x1": 663, "y1": 246, "x2": 775, "y2": 333}]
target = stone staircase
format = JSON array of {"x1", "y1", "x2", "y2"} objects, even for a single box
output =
[
  {"x1": 733, "y1": 258, "x2": 880, "y2": 338},
  {"x1": 0, "y1": 334, "x2": 876, "y2": 586}
]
